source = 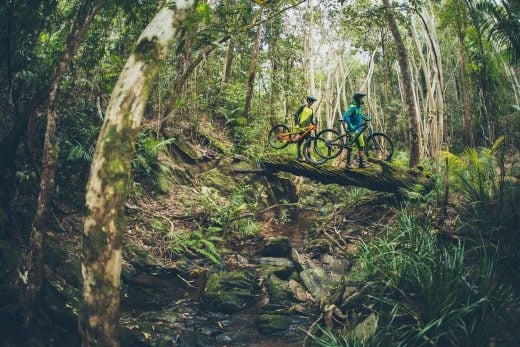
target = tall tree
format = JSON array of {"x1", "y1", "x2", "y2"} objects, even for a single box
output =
[
  {"x1": 80, "y1": 2, "x2": 195, "y2": 345},
  {"x1": 244, "y1": 8, "x2": 264, "y2": 119},
  {"x1": 25, "y1": 0, "x2": 104, "y2": 325},
  {"x1": 382, "y1": 0, "x2": 422, "y2": 167}
]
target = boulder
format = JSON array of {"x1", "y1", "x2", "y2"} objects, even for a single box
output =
[
  {"x1": 291, "y1": 249, "x2": 316, "y2": 272},
  {"x1": 321, "y1": 255, "x2": 352, "y2": 275},
  {"x1": 261, "y1": 236, "x2": 291, "y2": 257},
  {"x1": 288, "y1": 280, "x2": 311, "y2": 302},
  {"x1": 199, "y1": 168, "x2": 237, "y2": 194},
  {"x1": 299, "y1": 268, "x2": 330, "y2": 300},
  {"x1": 255, "y1": 313, "x2": 291, "y2": 334},
  {"x1": 265, "y1": 275, "x2": 292, "y2": 306},
  {"x1": 203, "y1": 271, "x2": 258, "y2": 313},
  {"x1": 258, "y1": 263, "x2": 294, "y2": 280},
  {"x1": 352, "y1": 314, "x2": 377, "y2": 343},
  {"x1": 258, "y1": 257, "x2": 293, "y2": 268}
]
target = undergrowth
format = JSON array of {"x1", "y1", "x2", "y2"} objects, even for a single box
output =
[{"x1": 313, "y1": 139, "x2": 520, "y2": 346}]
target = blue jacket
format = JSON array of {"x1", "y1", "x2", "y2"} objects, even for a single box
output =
[{"x1": 343, "y1": 103, "x2": 364, "y2": 132}]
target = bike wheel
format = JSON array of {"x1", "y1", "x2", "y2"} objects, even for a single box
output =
[
  {"x1": 268, "y1": 124, "x2": 291, "y2": 149},
  {"x1": 303, "y1": 136, "x2": 328, "y2": 165},
  {"x1": 365, "y1": 133, "x2": 394, "y2": 161},
  {"x1": 314, "y1": 129, "x2": 344, "y2": 159}
]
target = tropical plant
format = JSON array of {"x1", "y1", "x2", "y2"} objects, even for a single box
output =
[
  {"x1": 477, "y1": 0, "x2": 520, "y2": 65},
  {"x1": 442, "y1": 137, "x2": 520, "y2": 236}
]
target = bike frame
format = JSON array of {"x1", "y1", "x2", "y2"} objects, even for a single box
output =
[
  {"x1": 277, "y1": 123, "x2": 317, "y2": 143},
  {"x1": 331, "y1": 119, "x2": 372, "y2": 149}
]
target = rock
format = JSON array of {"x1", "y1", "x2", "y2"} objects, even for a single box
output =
[
  {"x1": 290, "y1": 248, "x2": 316, "y2": 272},
  {"x1": 261, "y1": 236, "x2": 291, "y2": 257},
  {"x1": 288, "y1": 280, "x2": 311, "y2": 302},
  {"x1": 258, "y1": 257, "x2": 293, "y2": 268},
  {"x1": 138, "y1": 310, "x2": 179, "y2": 324},
  {"x1": 265, "y1": 275, "x2": 293, "y2": 306},
  {"x1": 299, "y1": 268, "x2": 330, "y2": 300},
  {"x1": 258, "y1": 263, "x2": 294, "y2": 280},
  {"x1": 304, "y1": 238, "x2": 331, "y2": 256},
  {"x1": 203, "y1": 271, "x2": 258, "y2": 313},
  {"x1": 236, "y1": 254, "x2": 249, "y2": 264},
  {"x1": 199, "y1": 168, "x2": 237, "y2": 194},
  {"x1": 352, "y1": 313, "x2": 377, "y2": 343},
  {"x1": 321, "y1": 255, "x2": 352, "y2": 275},
  {"x1": 342, "y1": 286, "x2": 358, "y2": 302},
  {"x1": 255, "y1": 313, "x2": 291, "y2": 334}
]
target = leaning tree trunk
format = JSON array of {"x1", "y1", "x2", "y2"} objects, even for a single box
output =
[
  {"x1": 80, "y1": 2, "x2": 195, "y2": 346},
  {"x1": 236, "y1": 156, "x2": 433, "y2": 194},
  {"x1": 25, "y1": 0, "x2": 102, "y2": 326},
  {"x1": 382, "y1": 0, "x2": 422, "y2": 168}
]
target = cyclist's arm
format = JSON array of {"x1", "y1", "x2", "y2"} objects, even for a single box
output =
[
  {"x1": 343, "y1": 108, "x2": 355, "y2": 130},
  {"x1": 293, "y1": 105, "x2": 304, "y2": 124}
]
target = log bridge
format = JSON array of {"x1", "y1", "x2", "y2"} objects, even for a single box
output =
[{"x1": 234, "y1": 156, "x2": 433, "y2": 194}]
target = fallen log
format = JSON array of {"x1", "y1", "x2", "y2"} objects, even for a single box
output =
[{"x1": 234, "y1": 156, "x2": 433, "y2": 194}]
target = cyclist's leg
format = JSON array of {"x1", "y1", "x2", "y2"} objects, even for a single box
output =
[
  {"x1": 303, "y1": 132, "x2": 312, "y2": 158},
  {"x1": 356, "y1": 134, "x2": 366, "y2": 168},
  {"x1": 297, "y1": 135, "x2": 304, "y2": 161}
]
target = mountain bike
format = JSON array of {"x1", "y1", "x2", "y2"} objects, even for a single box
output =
[
  {"x1": 309, "y1": 117, "x2": 394, "y2": 162},
  {"x1": 267, "y1": 123, "x2": 327, "y2": 165}
]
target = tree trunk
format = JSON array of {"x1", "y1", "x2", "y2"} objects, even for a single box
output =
[
  {"x1": 383, "y1": 0, "x2": 422, "y2": 167},
  {"x1": 25, "y1": 0, "x2": 102, "y2": 325},
  {"x1": 458, "y1": 30, "x2": 474, "y2": 147},
  {"x1": 237, "y1": 156, "x2": 433, "y2": 194},
  {"x1": 244, "y1": 9, "x2": 263, "y2": 119},
  {"x1": 80, "y1": 3, "x2": 195, "y2": 345},
  {"x1": 223, "y1": 39, "x2": 235, "y2": 84},
  {"x1": 464, "y1": 0, "x2": 495, "y2": 142}
]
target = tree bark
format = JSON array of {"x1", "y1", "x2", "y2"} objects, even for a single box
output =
[
  {"x1": 458, "y1": 29, "x2": 474, "y2": 147},
  {"x1": 382, "y1": 0, "x2": 422, "y2": 167},
  {"x1": 244, "y1": 9, "x2": 263, "y2": 119},
  {"x1": 80, "y1": 3, "x2": 195, "y2": 345},
  {"x1": 223, "y1": 39, "x2": 235, "y2": 84},
  {"x1": 464, "y1": 0, "x2": 495, "y2": 142},
  {"x1": 26, "y1": 0, "x2": 103, "y2": 326},
  {"x1": 237, "y1": 156, "x2": 433, "y2": 194}
]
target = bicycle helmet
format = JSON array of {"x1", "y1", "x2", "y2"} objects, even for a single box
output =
[
  {"x1": 307, "y1": 96, "x2": 318, "y2": 103},
  {"x1": 353, "y1": 92, "x2": 366, "y2": 101}
]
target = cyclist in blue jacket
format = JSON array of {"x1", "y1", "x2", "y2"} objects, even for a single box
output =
[{"x1": 344, "y1": 92, "x2": 367, "y2": 168}]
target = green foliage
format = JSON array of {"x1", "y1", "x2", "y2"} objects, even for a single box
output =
[
  {"x1": 196, "y1": 185, "x2": 262, "y2": 236},
  {"x1": 61, "y1": 140, "x2": 94, "y2": 162},
  {"x1": 151, "y1": 217, "x2": 224, "y2": 265},
  {"x1": 442, "y1": 137, "x2": 520, "y2": 236},
  {"x1": 132, "y1": 132, "x2": 175, "y2": 193},
  {"x1": 353, "y1": 206, "x2": 512, "y2": 346}
]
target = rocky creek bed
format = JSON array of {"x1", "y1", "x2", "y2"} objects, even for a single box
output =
[{"x1": 118, "y1": 234, "x2": 355, "y2": 346}]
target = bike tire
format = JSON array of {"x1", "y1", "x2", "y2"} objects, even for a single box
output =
[
  {"x1": 314, "y1": 129, "x2": 344, "y2": 159},
  {"x1": 303, "y1": 136, "x2": 328, "y2": 165},
  {"x1": 268, "y1": 124, "x2": 291, "y2": 149},
  {"x1": 365, "y1": 132, "x2": 394, "y2": 161}
]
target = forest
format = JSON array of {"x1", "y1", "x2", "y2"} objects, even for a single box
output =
[{"x1": 0, "y1": 0, "x2": 519, "y2": 346}]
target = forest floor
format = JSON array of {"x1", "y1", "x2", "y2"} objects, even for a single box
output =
[{"x1": 0, "y1": 129, "x2": 407, "y2": 346}]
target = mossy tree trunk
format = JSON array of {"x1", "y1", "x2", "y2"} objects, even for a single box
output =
[
  {"x1": 80, "y1": 2, "x2": 195, "y2": 346},
  {"x1": 251, "y1": 156, "x2": 433, "y2": 194},
  {"x1": 26, "y1": 0, "x2": 102, "y2": 326}
]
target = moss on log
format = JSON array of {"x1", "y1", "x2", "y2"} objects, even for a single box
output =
[{"x1": 248, "y1": 156, "x2": 433, "y2": 194}]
